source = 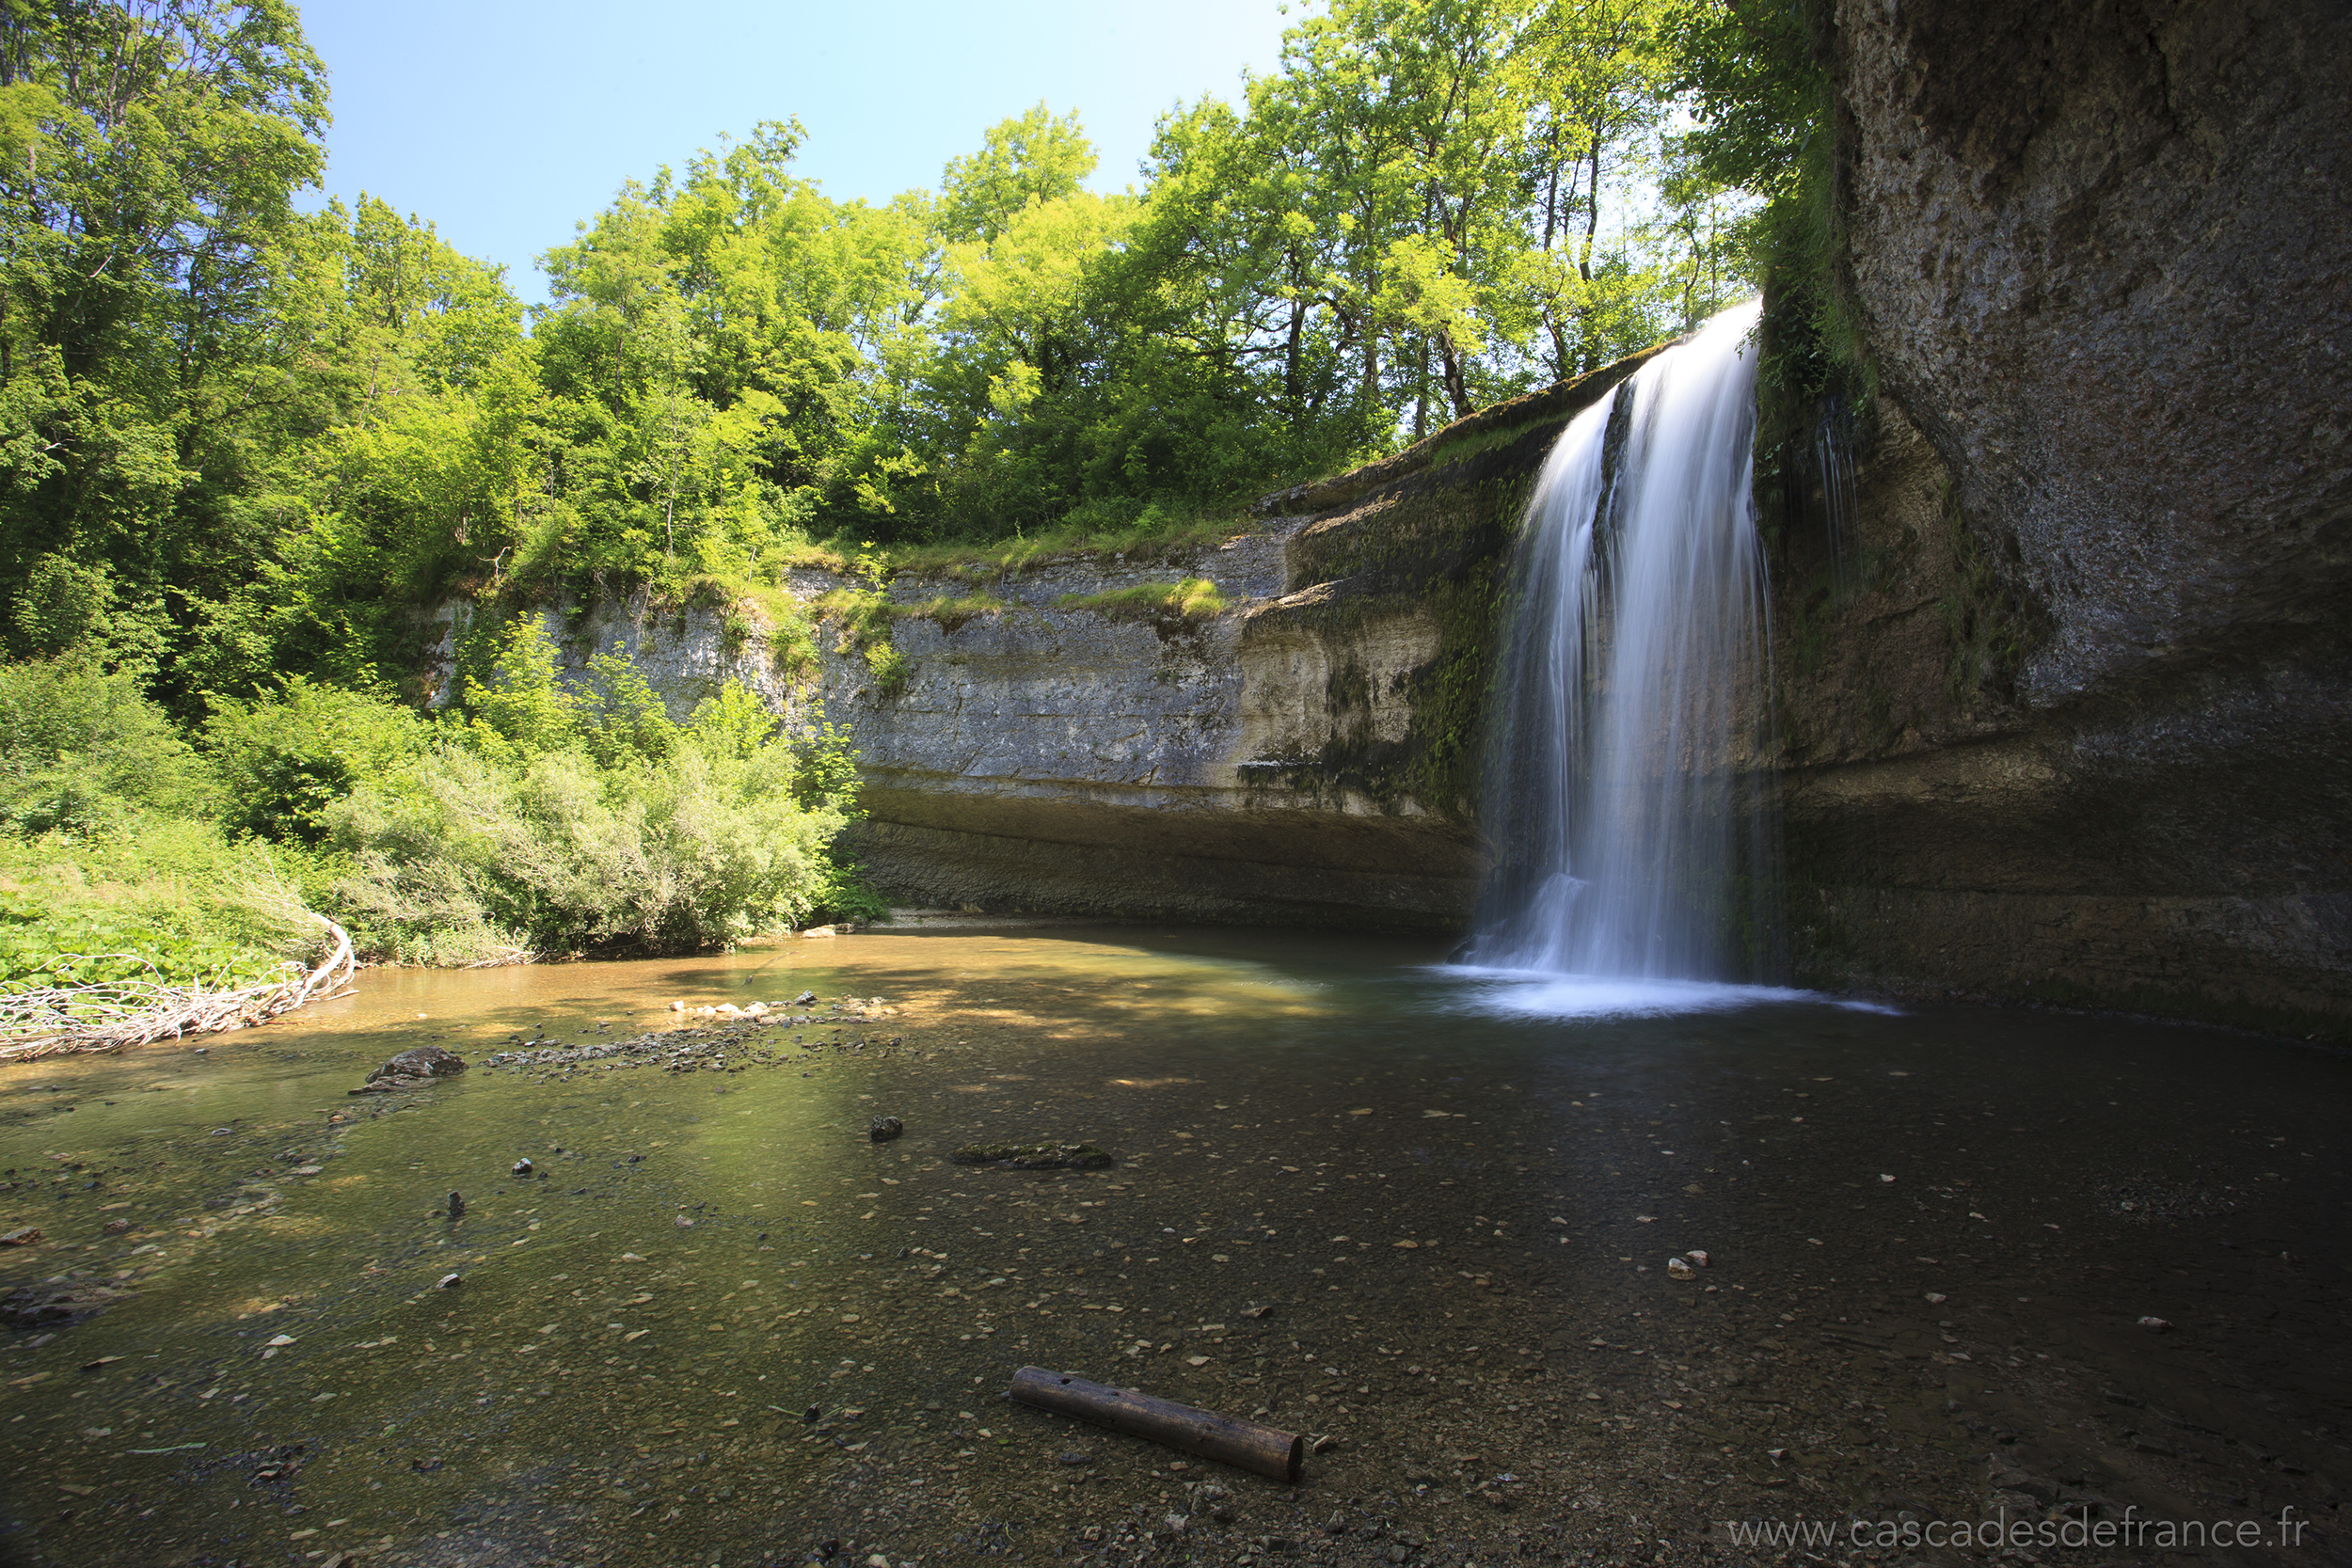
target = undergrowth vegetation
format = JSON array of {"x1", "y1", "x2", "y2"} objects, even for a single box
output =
[{"x1": 0, "y1": 634, "x2": 879, "y2": 983}]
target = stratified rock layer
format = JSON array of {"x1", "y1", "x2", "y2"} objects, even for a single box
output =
[{"x1": 824, "y1": 354, "x2": 1661, "y2": 933}]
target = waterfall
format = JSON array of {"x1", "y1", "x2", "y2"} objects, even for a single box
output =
[{"x1": 1461, "y1": 300, "x2": 1779, "y2": 988}]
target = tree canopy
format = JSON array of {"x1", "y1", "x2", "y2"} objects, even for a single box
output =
[{"x1": 1, "y1": 0, "x2": 1820, "y2": 704}]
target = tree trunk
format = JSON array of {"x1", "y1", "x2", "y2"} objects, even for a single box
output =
[{"x1": 1438, "y1": 331, "x2": 1472, "y2": 420}]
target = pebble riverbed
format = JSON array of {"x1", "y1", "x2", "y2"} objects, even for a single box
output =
[{"x1": 0, "y1": 925, "x2": 2342, "y2": 1568}]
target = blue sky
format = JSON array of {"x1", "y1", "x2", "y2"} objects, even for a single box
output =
[{"x1": 297, "y1": 0, "x2": 1296, "y2": 305}]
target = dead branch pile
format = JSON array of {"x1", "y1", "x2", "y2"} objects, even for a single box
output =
[{"x1": 0, "y1": 912, "x2": 356, "y2": 1061}]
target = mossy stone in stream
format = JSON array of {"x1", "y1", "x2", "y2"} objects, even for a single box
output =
[{"x1": 948, "y1": 1142, "x2": 1112, "y2": 1169}]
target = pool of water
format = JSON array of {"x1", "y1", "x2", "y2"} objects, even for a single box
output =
[{"x1": 0, "y1": 926, "x2": 2344, "y2": 1566}]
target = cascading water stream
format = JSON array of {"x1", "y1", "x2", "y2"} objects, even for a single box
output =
[{"x1": 1459, "y1": 300, "x2": 1779, "y2": 990}]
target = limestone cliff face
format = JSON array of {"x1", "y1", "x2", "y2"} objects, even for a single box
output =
[
  {"x1": 409, "y1": 597, "x2": 802, "y2": 720},
  {"x1": 805, "y1": 529, "x2": 1477, "y2": 929},
  {"x1": 823, "y1": 359, "x2": 1653, "y2": 928},
  {"x1": 1836, "y1": 0, "x2": 2349, "y2": 706},
  {"x1": 1777, "y1": 0, "x2": 2352, "y2": 1033}
]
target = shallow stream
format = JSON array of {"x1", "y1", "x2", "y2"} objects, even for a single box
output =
[{"x1": 0, "y1": 927, "x2": 2344, "y2": 1567}]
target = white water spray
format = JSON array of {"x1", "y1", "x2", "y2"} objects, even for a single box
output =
[{"x1": 1462, "y1": 300, "x2": 1777, "y2": 983}]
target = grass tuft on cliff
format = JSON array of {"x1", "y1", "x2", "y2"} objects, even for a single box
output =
[
  {"x1": 1057, "y1": 578, "x2": 1232, "y2": 623},
  {"x1": 887, "y1": 507, "x2": 1249, "y2": 581}
]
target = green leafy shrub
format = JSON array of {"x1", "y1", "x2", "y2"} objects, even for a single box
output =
[
  {"x1": 811, "y1": 860, "x2": 893, "y2": 926},
  {"x1": 863, "y1": 641, "x2": 912, "y2": 697},
  {"x1": 459, "y1": 614, "x2": 584, "y2": 755},
  {"x1": 319, "y1": 659, "x2": 864, "y2": 960},
  {"x1": 0, "y1": 819, "x2": 329, "y2": 989},
  {"x1": 326, "y1": 733, "x2": 850, "y2": 961},
  {"x1": 0, "y1": 658, "x2": 211, "y2": 835},
  {"x1": 204, "y1": 677, "x2": 429, "y2": 843},
  {"x1": 786, "y1": 720, "x2": 863, "y2": 815},
  {"x1": 0, "y1": 889, "x2": 292, "y2": 990},
  {"x1": 579, "y1": 645, "x2": 681, "y2": 766}
]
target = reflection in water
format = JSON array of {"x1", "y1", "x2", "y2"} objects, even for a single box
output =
[{"x1": 0, "y1": 926, "x2": 2342, "y2": 1566}]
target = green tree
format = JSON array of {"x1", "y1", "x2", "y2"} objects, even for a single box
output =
[
  {"x1": 0, "y1": 654, "x2": 210, "y2": 832},
  {"x1": 0, "y1": 0, "x2": 327, "y2": 696},
  {"x1": 1271, "y1": 0, "x2": 1541, "y2": 433},
  {"x1": 533, "y1": 120, "x2": 932, "y2": 573},
  {"x1": 203, "y1": 673, "x2": 426, "y2": 842},
  {"x1": 194, "y1": 196, "x2": 539, "y2": 694},
  {"x1": 935, "y1": 103, "x2": 1097, "y2": 245},
  {"x1": 1516, "y1": 0, "x2": 1683, "y2": 376}
]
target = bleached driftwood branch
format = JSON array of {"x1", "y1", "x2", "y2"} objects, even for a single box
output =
[{"x1": 0, "y1": 912, "x2": 357, "y2": 1061}]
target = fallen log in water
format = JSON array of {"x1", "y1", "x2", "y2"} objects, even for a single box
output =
[
  {"x1": 0, "y1": 912, "x2": 357, "y2": 1061},
  {"x1": 1007, "y1": 1366, "x2": 1303, "y2": 1481}
]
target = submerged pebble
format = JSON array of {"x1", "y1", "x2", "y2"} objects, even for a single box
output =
[
  {"x1": 1, "y1": 1276, "x2": 134, "y2": 1327},
  {"x1": 949, "y1": 1142, "x2": 1112, "y2": 1170}
]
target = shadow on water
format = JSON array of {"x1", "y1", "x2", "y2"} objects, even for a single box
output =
[{"x1": 0, "y1": 926, "x2": 2342, "y2": 1565}]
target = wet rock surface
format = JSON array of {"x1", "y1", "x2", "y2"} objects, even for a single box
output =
[
  {"x1": 0, "y1": 928, "x2": 2342, "y2": 1567},
  {"x1": 1784, "y1": 0, "x2": 2352, "y2": 1035},
  {"x1": 351, "y1": 1043, "x2": 470, "y2": 1095},
  {"x1": 1836, "y1": 0, "x2": 2351, "y2": 709}
]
